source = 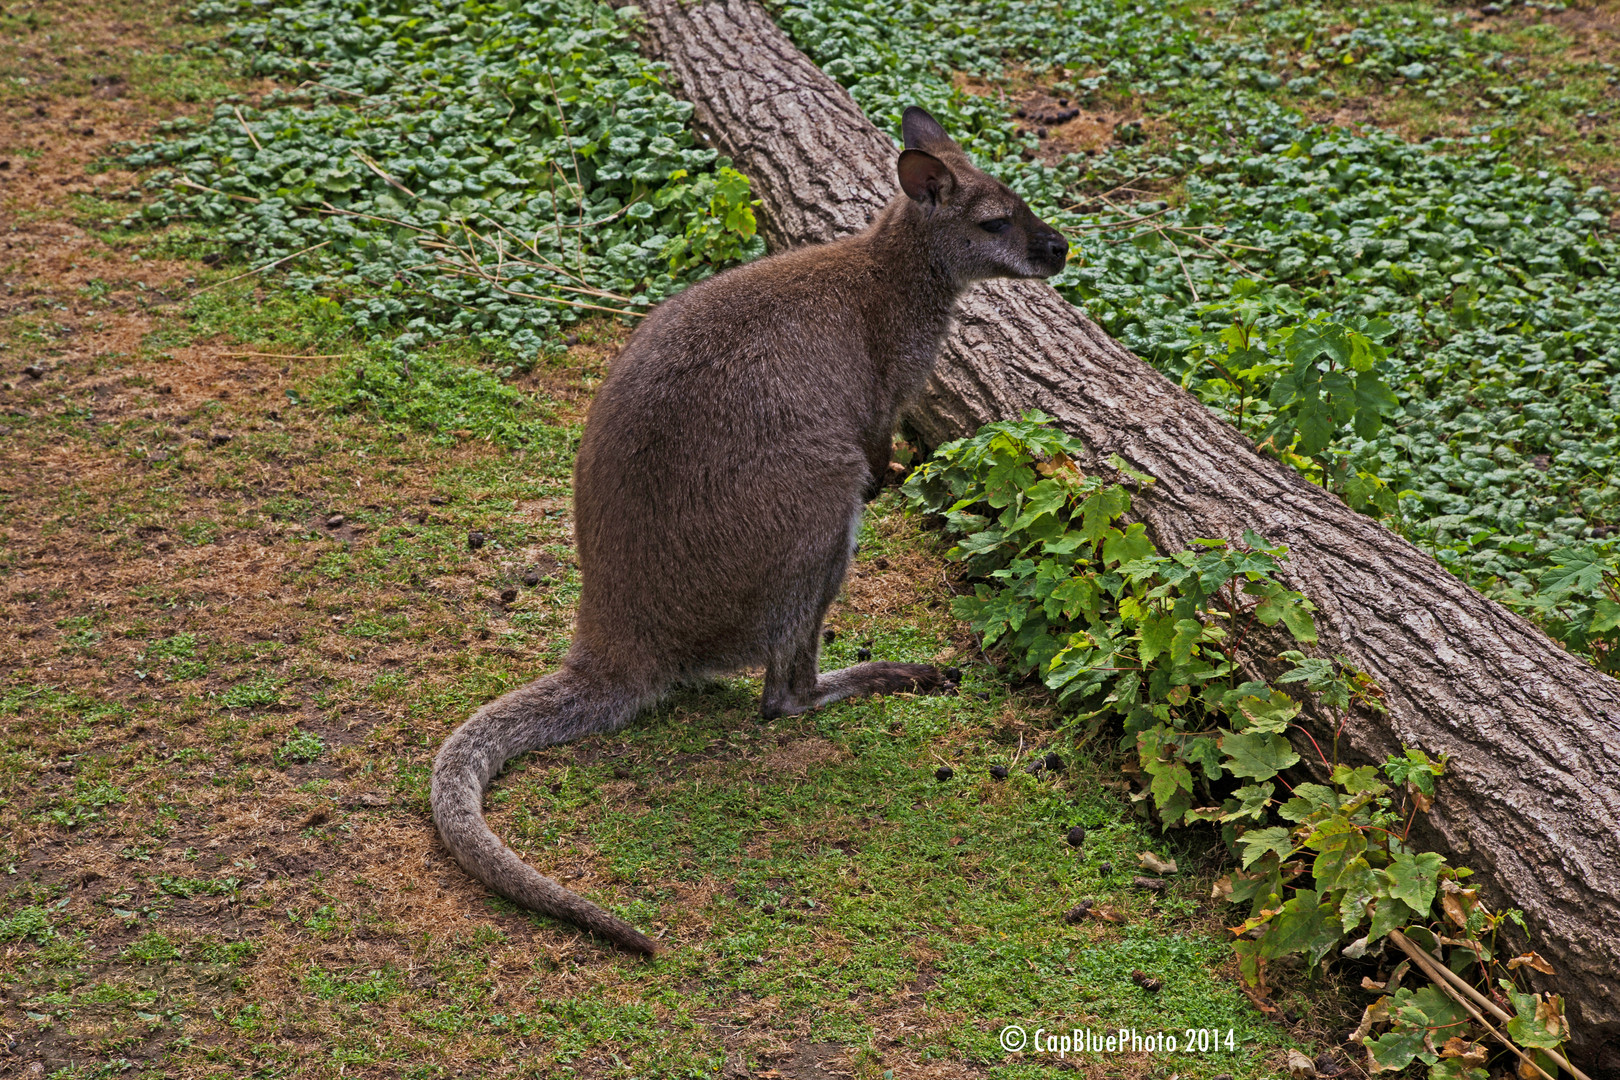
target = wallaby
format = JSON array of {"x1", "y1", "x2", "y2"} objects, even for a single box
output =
[{"x1": 431, "y1": 107, "x2": 1069, "y2": 955}]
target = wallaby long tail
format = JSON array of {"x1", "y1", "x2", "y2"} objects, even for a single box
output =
[{"x1": 430, "y1": 666, "x2": 658, "y2": 955}]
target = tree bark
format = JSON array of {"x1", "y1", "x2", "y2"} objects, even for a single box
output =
[{"x1": 641, "y1": 0, "x2": 1620, "y2": 1067}]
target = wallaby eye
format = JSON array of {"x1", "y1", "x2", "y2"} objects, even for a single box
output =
[{"x1": 979, "y1": 218, "x2": 1012, "y2": 234}]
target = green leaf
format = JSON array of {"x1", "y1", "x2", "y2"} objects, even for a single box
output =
[
  {"x1": 1138, "y1": 613, "x2": 1175, "y2": 665},
  {"x1": 1078, "y1": 485, "x2": 1130, "y2": 543},
  {"x1": 1102, "y1": 522, "x2": 1155, "y2": 566},
  {"x1": 1169, "y1": 617, "x2": 1203, "y2": 665},
  {"x1": 1593, "y1": 598, "x2": 1620, "y2": 634},
  {"x1": 1351, "y1": 371, "x2": 1399, "y2": 438},
  {"x1": 1331, "y1": 764, "x2": 1388, "y2": 796},
  {"x1": 1503, "y1": 984, "x2": 1568, "y2": 1049},
  {"x1": 1236, "y1": 825, "x2": 1295, "y2": 869},
  {"x1": 1430, "y1": 1060, "x2": 1488, "y2": 1080},
  {"x1": 1539, "y1": 546, "x2": 1610, "y2": 599},
  {"x1": 1235, "y1": 690, "x2": 1301, "y2": 734},
  {"x1": 1367, "y1": 895, "x2": 1415, "y2": 943},
  {"x1": 1280, "y1": 782, "x2": 1341, "y2": 823},
  {"x1": 1220, "y1": 731, "x2": 1300, "y2": 781},
  {"x1": 1386, "y1": 850, "x2": 1446, "y2": 915},
  {"x1": 1260, "y1": 888, "x2": 1341, "y2": 967},
  {"x1": 1309, "y1": 818, "x2": 1368, "y2": 894},
  {"x1": 1280, "y1": 602, "x2": 1318, "y2": 644},
  {"x1": 1366, "y1": 1028, "x2": 1426, "y2": 1071},
  {"x1": 1293, "y1": 400, "x2": 1338, "y2": 456},
  {"x1": 1181, "y1": 735, "x2": 1225, "y2": 781}
]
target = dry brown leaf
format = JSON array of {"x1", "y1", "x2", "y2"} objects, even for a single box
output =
[
  {"x1": 1439, "y1": 1038, "x2": 1489, "y2": 1068},
  {"x1": 1534, "y1": 995, "x2": 1565, "y2": 1040},
  {"x1": 1139, "y1": 851, "x2": 1178, "y2": 874},
  {"x1": 1211, "y1": 875, "x2": 1233, "y2": 901},
  {"x1": 1286, "y1": 1048, "x2": 1319, "y2": 1079},
  {"x1": 1087, "y1": 905, "x2": 1126, "y2": 923},
  {"x1": 1507, "y1": 951, "x2": 1556, "y2": 976},
  {"x1": 1350, "y1": 996, "x2": 1391, "y2": 1043},
  {"x1": 1439, "y1": 879, "x2": 1478, "y2": 928}
]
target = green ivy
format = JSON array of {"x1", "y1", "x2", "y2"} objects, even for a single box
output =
[
  {"x1": 127, "y1": 0, "x2": 765, "y2": 360},
  {"x1": 905, "y1": 415, "x2": 1572, "y2": 1078}
]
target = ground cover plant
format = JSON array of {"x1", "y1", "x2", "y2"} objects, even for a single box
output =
[
  {"x1": 902, "y1": 415, "x2": 1577, "y2": 1080},
  {"x1": 770, "y1": 0, "x2": 1620, "y2": 668},
  {"x1": 130, "y1": 0, "x2": 764, "y2": 360},
  {"x1": 0, "y1": 1, "x2": 1335, "y2": 1076}
]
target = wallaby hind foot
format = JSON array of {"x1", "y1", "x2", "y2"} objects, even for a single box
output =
[{"x1": 762, "y1": 660, "x2": 958, "y2": 720}]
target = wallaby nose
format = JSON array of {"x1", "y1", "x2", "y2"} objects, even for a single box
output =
[{"x1": 1035, "y1": 228, "x2": 1068, "y2": 270}]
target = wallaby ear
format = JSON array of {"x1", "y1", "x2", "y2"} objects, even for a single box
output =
[
  {"x1": 897, "y1": 148, "x2": 956, "y2": 206},
  {"x1": 901, "y1": 106, "x2": 951, "y2": 150}
]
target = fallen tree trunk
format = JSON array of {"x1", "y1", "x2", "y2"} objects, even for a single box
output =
[{"x1": 641, "y1": 0, "x2": 1620, "y2": 1067}]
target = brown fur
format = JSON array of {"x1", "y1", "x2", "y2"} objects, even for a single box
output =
[{"x1": 431, "y1": 109, "x2": 1068, "y2": 954}]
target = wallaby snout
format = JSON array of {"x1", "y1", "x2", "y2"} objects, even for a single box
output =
[{"x1": 1026, "y1": 219, "x2": 1070, "y2": 277}]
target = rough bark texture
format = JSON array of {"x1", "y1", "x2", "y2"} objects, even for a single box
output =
[{"x1": 642, "y1": 0, "x2": 1620, "y2": 1067}]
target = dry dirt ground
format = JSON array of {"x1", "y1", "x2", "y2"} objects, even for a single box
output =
[{"x1": 0, "y1": 3, "x2": 1349, "y2": 1078}]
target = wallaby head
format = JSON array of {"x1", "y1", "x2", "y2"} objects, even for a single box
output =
[{"x1": 895, "y1": 106, "x2": 1069, "y2": 285}]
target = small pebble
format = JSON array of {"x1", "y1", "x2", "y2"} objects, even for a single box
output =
[
  {"x1": 326, "y1": 514, "x2": 344, "y2": 529},
  {"x1": 934, "y1": 765, "x2": 954, "y2": 782},
  {"x1": 1066, "y1": 825, "x2": 1086, "y2": 847},
  {"x1": 467, "y1": 531, "x2": 485, "y2": 550},
  {"x1": 989, "y1": 765, "x2": 1009, "y2": 781}
]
